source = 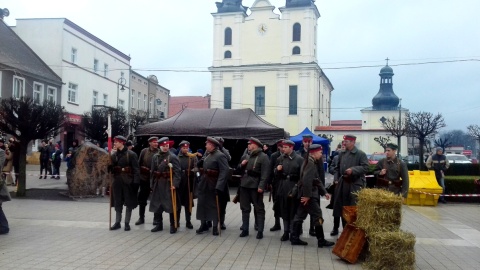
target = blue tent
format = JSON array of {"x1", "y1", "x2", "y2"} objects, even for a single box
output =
[{"x1": 290, "y1": 127, "x2": 330, "y2": 154}]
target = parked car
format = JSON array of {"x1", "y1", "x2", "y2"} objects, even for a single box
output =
[
  {"x1": 403, "y1": 155, "x2": 420, "y2": 164},
  {"x1": 446, "y1": 154, "x2": 472, "y2": 164},
  {"x1": 368, "y1": 152, "x2": 386, "y2": 165}
]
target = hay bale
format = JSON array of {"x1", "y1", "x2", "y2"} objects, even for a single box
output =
[
  {"x1": 355, "y1": 189, "x2": 403, "y2": 235},
  {"x1": 364, "y1": 231, "x2": 416, "y2": 270}
]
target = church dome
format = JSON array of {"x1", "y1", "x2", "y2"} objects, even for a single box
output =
[
  {"x1": 372, "y1": 64, "x2": 399, "y2": 110},
  {"x1": 379, "y1": 65, "x2": 394, "y2": 76}
]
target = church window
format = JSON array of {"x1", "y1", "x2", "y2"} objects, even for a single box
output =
[
  {"x1": 224, "y1": 27, "x2": 232, "y2": 45},
  {"x1": 289, "y1": 86, "x2": 298, "y2": 115},
  {"x1": 255, "y1": 87, "x2": 265, "y2": 115},
  {"x1": 292, "y1": 46, "x2": 301, "y2": 55},
  {"x1": 293, "y1": 23, "x2": 301, "y2": 41},
  {"x1": 224, "y1": 50, "x2": 232, "y2": 59},
  {"x1": 224, "y1": 87, "x2": 232, "y2": 109}
]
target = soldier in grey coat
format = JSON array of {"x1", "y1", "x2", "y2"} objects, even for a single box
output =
[
  {"x1": 195, "y1": 137, "x2": 229, "y2": 236},
  {"x1": 150, "y1": 137, "x2": 181, "y2": 234},
  {"x1": 238, "y1": 137, "x2": 270, "y2": 239},
  {"x1": 373, "y1": 143, "x2": 409, "y2": 198},
  {"x1": 332, "y1": 135, "x2": 369, "y2": 229},
  {"x1": 273, "y1": 140, "x2": 303, "y2": 241},
  {"x1": 110, "y1": 135, "x2": 141, "y2": 231},
  {"x1": 177, "y1": 140, "x2": 197, "y2": 229}
]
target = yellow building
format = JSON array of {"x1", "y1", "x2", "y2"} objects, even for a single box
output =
[{"x1": 209, "y1": 0, "x2": 333, "y2": 135}]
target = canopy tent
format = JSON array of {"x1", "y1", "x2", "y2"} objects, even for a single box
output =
[
  {"x1": 290, "y1": 127, "x2": 330, "y2": 152},
  {"x1": 136, "y1": 108, "x2": 286, "y2": 143}
]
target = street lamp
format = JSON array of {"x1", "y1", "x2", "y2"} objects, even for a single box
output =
[{"x1": 117, "y1": 77, "x2": 126, "y2": 109}]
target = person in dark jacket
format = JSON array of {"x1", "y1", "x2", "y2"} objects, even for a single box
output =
[
  {"x1": 327, "y1": 141, "x2": 345, "y2": 236},
  {"x1": 238, "y1": 137, "x2": 270, "y2": 239},
  {"x1": 149, "y1": 137, "x2": 181, "y2": 234},
  {"x1": 195, "y1": 137, "x2": 229, "y2": 236},
  {"x1": 273, "y1": 140, "x2": 303, "y2": 241},
  {"x1": 374, "y1": 143, "x2": 409, "y2": 198},
  {"x1": 268, "y1": 139, "x2": 285, "y2": 232},
  {"x1": 215, "y1": 137, "x2": 231, "y2": 230},
  {"x1": 135, "y1": 137, "x2": 159, "y2": 226},
  {"x1": 38, "y1": 140, "x2": 50, "y2": 179},
  {"x1": 51, "y1": 144, "x2": 62, "y2": 179},
  {"x1": 332, "y1": 135, "x2": 369, "y2": 230},
  {"x1": 110, "y1": 135, "x2": 140, "y2": 231},
  {"x1": 426, "y1": 147, "x2": 449, "y2": 203},
  {"x1": 290, "y1": 144, "x2": 334, "y2": 248}
]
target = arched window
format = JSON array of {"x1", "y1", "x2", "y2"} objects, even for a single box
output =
[
  {"x1": 293, "y1": 23, "x2": 301, "y2": 41},
  {"x1": 224, "y1": 50, "x2": 232, "y2": 59},
  {"x1": 224, "y1": 27, "x2": 232, "y2": 45},
  {"x1": 292, "y1": 46, "x2": 301, "y2": 55}
]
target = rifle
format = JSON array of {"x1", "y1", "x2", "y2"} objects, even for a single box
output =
[
  {"x1": 186, "y1": 152, "x2": 198, "y2": 214},
  {"x1": 168, "y1": 163, "x2": 178, "y2": 229},
  {"x1": 216, "y1": 193, "x2": 221, "y2": 237}
]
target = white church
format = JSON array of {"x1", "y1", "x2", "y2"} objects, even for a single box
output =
[{"x1": 209, "y1": 0, "x2": 333, "y2": 134}]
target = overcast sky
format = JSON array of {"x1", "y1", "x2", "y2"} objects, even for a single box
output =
[{"x1": 3, "y1": 0, "x2": 480, "y2": 131}]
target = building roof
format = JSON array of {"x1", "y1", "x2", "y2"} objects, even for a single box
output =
[
  {"x1": 169, "y1": 96, "x2": 210, "y2": 116},
  {"x1": 0, "y1": 19, "x2": 62, "y2": 85},
  {"x1": 315, "y1": 126, "x2": 386, "y2": 132},
  {"x1": 331, "y1": 120, "x2": 362, "y2": 126}
]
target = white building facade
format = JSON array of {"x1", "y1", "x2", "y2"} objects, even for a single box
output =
[
  {"x1": 12, "y1": 18, "x2": 131, "y2": 147},
  {"x1": 209, "y1": 0, "x2": 333, "y2": 135}
]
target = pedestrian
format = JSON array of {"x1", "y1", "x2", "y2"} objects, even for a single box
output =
[
  {"x1": 51, "y1": 144, "x2": 62, "y2": 179},
  {"x1": 0, "y1": 146, "x2": 10, "y2": 235},
  {"x1": 327, "y1": 141, "x2": 345, "y2": 236},
  {"x1": 195, "y1": 137, "x2": 229, "y2": 236},
  {"x1": 38, "y1": 140, "x2": 50, "y2": 179},
  {"x1": 238, "y1": 137, "x2": 270, "y2": 239},
  {"x1": 374, "y1": 143, "x2": 409, "y2": 199},
  {"x1": 426, "y1": 147, "x2": 449, "y2": 203},
  {"x1": 268, "y1": 139, "x2": 285, "y2": 232},
  {"x1": 8, "y1": 137, "x2": 20, "y2": 184},
  {"x1": 332, "y1": 135, "x2": 369, "y2": 230},
  {"x1": 47, "y1": 138, "x2": 55, "y2": 176},
  {"x1": 126, "y1": 140, "x2": 134, "y2": 151},
  {"x1": 109, "y1": 135, "x2": 140, "y2": 231},
  {"x1": 64, "y1": 147, "x2": 74, "y2": 170},
  {"x1": 273, "y1": 139, "x2": 303, "y2": 241},
  {"x1": 290, "y1": 144, "x2": 335, "y2": 248},
  {"x1": 2, "y1": 144, "x2": 14, "y2": 186},
  {"x1": 149, "y1": 137, "x2": 181, "y2": 234},
  {"x1": 263, "y1": 144, "x2": 272, "y2": 158},
  {"x1": 135, "y1": 137, "x2": 159, "y2": 226},
  {"x1": 177, "y1": 140, "x2": 197, "y2": 229}
]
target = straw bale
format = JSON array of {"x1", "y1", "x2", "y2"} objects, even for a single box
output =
[
  {"x1": 364, "y1": 230, "x2": 416, "y2": 270},
  {"x1": 355, "y1": 189, "x2": 403, "y2": 235}
]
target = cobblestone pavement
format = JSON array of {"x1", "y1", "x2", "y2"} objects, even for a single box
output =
[{"x1": 1, "y1": 166, "x2": 479, "y2": 269}]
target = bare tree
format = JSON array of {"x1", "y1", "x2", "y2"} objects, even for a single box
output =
[
  {"x1": 434, "y1": 135, "x2": 452, "y2": 152},
  {"x1": 374, "y1": 136, "x2": 391, "y2": 151},
  {"x1": 467, "y1": 124, "x2": 480, "y2": 158},
  {"x1": 406, "y1": 111, "x2": 446, "y2": 170},
  {"x1": 382, "y1": 116, "x2": 408, "y2": 154},
  {"x1": 81, "y1": 107, "x2": 129, "y2": 144},
  {"x1": 129, "y1": 110, "x2": 149, "y2": 138},
  {"x1": 0, "y1": 97, "x2": 66, "y2": 196}
]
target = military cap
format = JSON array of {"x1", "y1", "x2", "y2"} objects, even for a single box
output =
[
  {"x1": 386, "y1": 143, "x2": 398, "y2": 150},
  {"x1": 216, "y1": 137, "x2": 225, "y2": 143},
  {"x1": 158, "y1": 137, "x2": 170, "y2": 146},
  {"x1": 247, "y1": 137, "x2": 263, "y2": 147},
  {"x1": 179, "y1": 140, "x2": 190, "y2": 148},
  {"x1": 206, "y1": 136, "x2": 220, "y2": 146},
  {"x1": 275, "y1": 139, "x2": 284, "y2": 146},
  {"x1": 309, "y1": 144, "x2": 323, "y2": 153},
  {"x1": 282, "y1": 140, "x2": 295, "y2": 147},
  {"x1": 343, "y1": 134, "x2": 357, "y2": 141},
  {"x1": 114, "y1": 135, "x2": 127, "y2": 143},
  {"x1": 126, "y1": 140, "x2": 133, "y2": 147},
  {"x1": 302, "y1": 135, "x2": 313, "y2": 141},
  {"x1": 148, "y1": 136, "x2": 159, "y2": 142}
]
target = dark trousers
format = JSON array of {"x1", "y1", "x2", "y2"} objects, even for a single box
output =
[
  {"x1": 0, "y1": 203, "x2": 9, "y2": 234},
  {"x1": 137, "y1": 180, "x2": 150, "y2": 207},
  {"x1": 293, "y1": 197, "x2": 323, "y2": 226},
  {"x1": 240, "y1": 187, "x2": 265, "y2": 232},
  {"x1": 40, "y1": 159, "x2": 49, "y2": 176}
]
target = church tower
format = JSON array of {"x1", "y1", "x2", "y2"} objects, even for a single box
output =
[{"x1": 209, "y1": 0, "x2": 333, "y2": 135}]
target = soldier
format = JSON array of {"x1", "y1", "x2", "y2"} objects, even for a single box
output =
[
  {"x1": 195, "y1": 137, "x2": 229, "y2": 236},
  {"x1": 273, "y1": 140, "x2": 303, "y2": 241},
  {"x1": 215, "y1": 137, "x2": 231, "y2": 230},
  {"x1": 332, "y1": 135, "x2": 369, "y2": 230},
  {"x1": 150, "y1": 137, "x2": 181, "y2": 234},
  {"x1": 328, "y1": 141, "x2": 345, "y2": 236},
  {"x1": 268, "y1": 139, "x2": 285, "y2": 232},
  {"x1": 374, "y1": 143, "x2": 409, "y2": 199},
  {"x1": 290, "y1": 144, "x2": 335, "y2": 248},
  {"x1": 177, "y1": 140, "x2": 197, "y2": 229},
  {"x1": 238, "y1": 137, "x2": 270, "y2": 239},
  {"x1": 110, "y1": 135, "x2": 140, "y2": 231},
  {"x1": 135, "y1": 136, "x2": 159, "y2": 226}
]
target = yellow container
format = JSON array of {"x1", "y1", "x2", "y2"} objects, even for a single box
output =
[{"x1": 405, "y1": 170, "x2": 443, "y2": 206}]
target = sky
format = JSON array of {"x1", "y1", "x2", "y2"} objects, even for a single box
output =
[{"x1": 3, "y1": 0, "x2": 480, "y2": 131}]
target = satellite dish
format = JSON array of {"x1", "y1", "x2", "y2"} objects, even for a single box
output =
[{"x1": 2, "y1": 8, "x2": 9, "y2": 17}]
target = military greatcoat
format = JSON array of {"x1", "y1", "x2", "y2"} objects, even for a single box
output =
[
  {"x1": 273, "y1": 151, "x2": 303, "y2": 220},
  {"x1": 110, "y1": 147, "x2": 140, "y2": 212},
  {"x1": 149, "y1": 151, "x2": 181, "y2": 214},
  {"x1": 178, "y1": 152, "x2": 197, "y2": 208}
]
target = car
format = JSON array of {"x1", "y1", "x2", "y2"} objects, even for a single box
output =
[
  {"x1": 445, "y1": 154, "x2": 472, "y2": 164},
  {"x1": 403, "y1": 155, "x2": 420, "y2": 164},
  {"x1": 368, "y1": 152, "x2": 386, "y2": 165}
]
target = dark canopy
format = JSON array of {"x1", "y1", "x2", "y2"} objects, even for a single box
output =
[{"x1": 136, "y1": 108, "x2": 286, "y2": 143}]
